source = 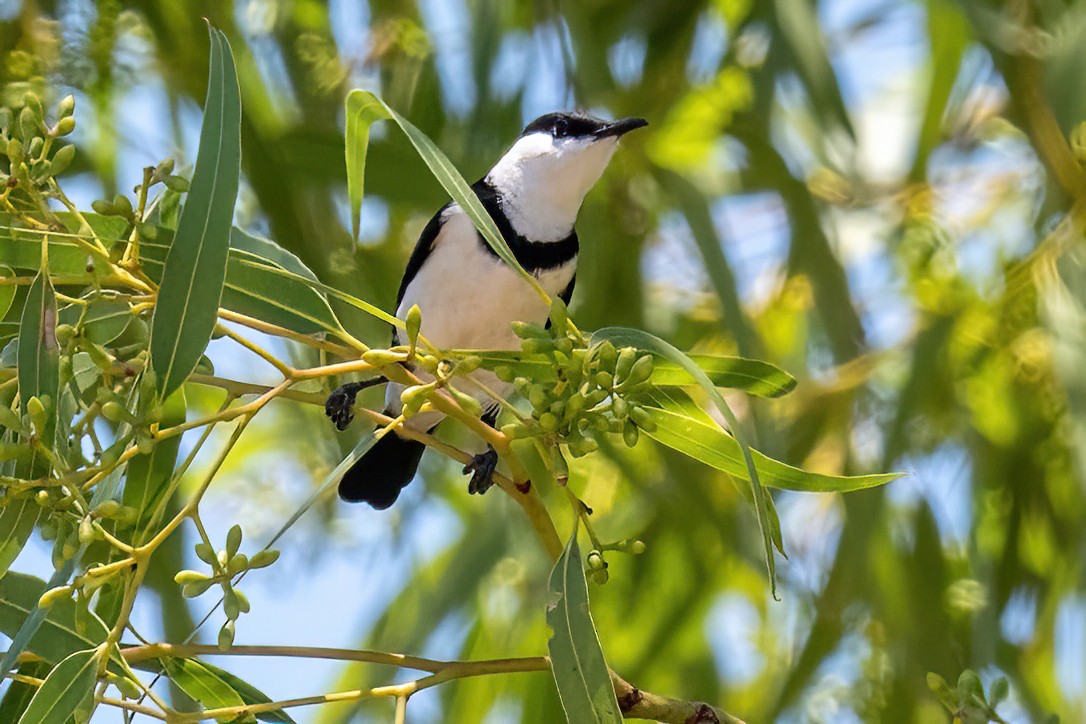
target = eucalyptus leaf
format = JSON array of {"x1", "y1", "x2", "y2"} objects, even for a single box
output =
[
  {"x1": 16, "y1": 648, "x2": 100, "y2": 724},
  {"x1": 0, "y1": 266, "x2": 15, "y2": 320},
  {"x1": 591, "y1": 326, "x2": 782, "y2": 596},
  {"x1": 0, "y1": 499, "x2": 39, "y2": 581},
  {"x1": 149, "y1": 27, "x2": 241, "y2": 400},
  {"x1": 163, "y1": 657, "x2": 250, "y2": 722},
  {"x1": 199, "y1": 660, "x2": 296, "y2": 723},
  {"x1": 639, "y1": 388, "x2": 902, "y2": 493},
  {"x1": 546, "y1": 533, "x2": 622, "y2": 724}
]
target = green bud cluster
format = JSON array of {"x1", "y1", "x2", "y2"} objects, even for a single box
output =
[
  {"x1": 0, "y1": 92, "x2": 79, "y2": 197},
  {"x1": 177, "y1": 524, "x2": 279, "y2": 651},
  {"x1": 498, "y1": 300, "x2": 657, "y2": 458}
]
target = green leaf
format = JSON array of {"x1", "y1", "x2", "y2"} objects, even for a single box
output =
[
  {"x1": 139, "y1": 228, "x2": 343, "y2": 337},
  {"x1": 0, "y1": 660, "x2": 50, "y2": 721},
  {"x1": 0, "y1": 498, "x2": 39, "y2": 580},
  {"x1": 0, "y1": 266, "x2": 15, "y2": 320},
  {"x1": 199, "y1": 660, "x2": 296, "y2": 723},
  {"x1": 0, "y1": 572, "x2": 108, "y2": 662},
  {"x1": 149, "y1": 26, "x2": 241, "y2": 400},
  {"x1": 123, "y1": 387, "x2": 186, "y2": 534},
  {"x1": 58, "y1": 297, "x2": 132, "y2": 346},
  {"x1": 639, "y1": 388, "x2": 902, "y2": 493},
  {"x1": 462, "y1": 349, "x2": 795, "y2": 398},
  {"x1": 163, "y1": 657, "x2": 250, "y2": 722},
  {"x1": 17, "y1": 268, "x2": 60, "y2": 453},
  {"x1": 0, "y1": 213, "x2": 127, "y2": 275},
  {"x1": 546, "y1": 532, "x2": 622, "y2": 724},
  {"x1": 591, "y1": 326, "x2": 782, "y2": 596},
  {"x1": 16, "y1": 648, "x2": 99, "y2": 724},
  {"x1": 345, "y1": 89, "x2": 548, "y2": 301}
]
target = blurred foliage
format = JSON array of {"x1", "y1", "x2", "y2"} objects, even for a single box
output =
[{"x1": 0, "y1": 0, "x2": 1085, "y2": 722}]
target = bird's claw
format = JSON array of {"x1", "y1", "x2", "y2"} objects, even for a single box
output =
[
  {"x1": 325, "y1": 383, "x2": 362, "y2": 431},
  {"x1": 463, "y1": 447, "x2": 499, "y2": 495}
]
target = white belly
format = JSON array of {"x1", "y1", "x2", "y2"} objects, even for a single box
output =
[{"x1": 385, "y1": 208, "x2": 575, "y2": 428}]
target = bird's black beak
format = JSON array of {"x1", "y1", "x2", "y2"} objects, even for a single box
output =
[{"x1": 594, "y1": 117, "x2": 648, "y2": 139}]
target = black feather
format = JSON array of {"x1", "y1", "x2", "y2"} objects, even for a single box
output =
[{"x1": 338, "y1": 432, "x2": 426, "y2": 509}]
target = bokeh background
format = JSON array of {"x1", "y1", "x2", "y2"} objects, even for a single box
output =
[{"x1": 3, "y1": 0, "x2": 1086, "y2": 721}]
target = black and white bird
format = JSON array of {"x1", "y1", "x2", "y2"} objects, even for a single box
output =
[{"x1": 325, "y1": 111, "x2": 647, "y2": 509}]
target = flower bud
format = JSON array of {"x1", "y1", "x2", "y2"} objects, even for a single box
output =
[
  {"x1": 248, "y1": 549, "x2": 280, "y2": 569},
  {"x1": 226, "y1": 553, "x2": 248, "y2": 576},
  {"x1": 224, "y1": 588, "x2": 240, "y2": 621},
  {"x1": 448, "y1": 385, "x2": 483, "y2": 416},
  {"x1": 53, "y1": 116, "x2": 75, "y2": 137},
  {"x1": 162, "y1": 175, "x2": 190, "y2": 192},
  {"x1": 195, "y1": 542, "x2": 216, "y2": 565},
  {"x1": 629, "y1": 406, "x2": 657, "y2": 432},
  {"x1": 181, "y1": 579, "x2": 215, "y2": 598},
  {"x1": 400, "y1": 383, "x2": 435, "y2": 416},
  {"x1": 494, "y1": 365, "x2": 515, "y2": 382},
  {"x1": 361, "y1": 349, "x2": 408, "y2": 366},
  {"x1": 58, "y1": 94, "x2": 76, "y2": 118},
  {"x1": 100, "y1": 400, "x2": 128, "y2": 423},
  {"x1": 501, "y1": 422, "x2": 532, "y2": 439},
  {"x1": 38, "y1": 585, "x2": 72, "y2": 608},
  {"x1": 48, "y1": 143, "x2": 75, "y2": 174},
  {"x1": 218, "y1": 620, "x2": 235, "y2": 651},
  {"x1": 511, "y1": 321, "x2": 547, "y2": 339},
  {"x1": 112, "y1": 193, "x2": 133, "y2": 217},
  {"x1": 622, "y1": 355, "x2": 655, "y2": 388},
  {"x1": 622, "y1": 419, "x2": 639, "y2": 448},
  {"x1": 77, "y1": 516, "x2": 95, "y2": 545},
  {"x1": 538, "y1": 412, "x2": 559, "y2": 433},
  {"x1": 522, "y1": 338, "x2": 555, "y2": 354},
  {"x1": 453, "y1": 355, "x2": 482, "y2": 375},
  {"x1": 594, "y1": 341, "x2": 617, "y2": 371},
  {"x1": 174, "y1": 570, "x2": 209, "y2": 585},
  {"x1": 614, "y1": 347, "x2": 637, "y2": 383},
  {"x1": 586, "y1": 551, "x2": 604, "y2": 570},
  {"x1": 226, "y1": 524, "x2": 243, "y2": 558},
  {"x1": 405, "y1": 304, "x2": 422, "y2": 348}
]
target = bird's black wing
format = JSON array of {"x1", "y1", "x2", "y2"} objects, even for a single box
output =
[
  {"x1": 557, "y1": 273, "x2": 576, "y2": 305},
  {"x1": 395, "y1": 201, "x2": 452, "y2": 308}
]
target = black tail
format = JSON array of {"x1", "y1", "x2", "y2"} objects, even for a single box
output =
[{"x1": 338, "y1": 433, "x2": 425, "y2": 509}]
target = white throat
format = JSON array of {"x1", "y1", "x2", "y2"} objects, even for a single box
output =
[{"x1": 485, "y1": 132, "x2": 619, "y2": 242}]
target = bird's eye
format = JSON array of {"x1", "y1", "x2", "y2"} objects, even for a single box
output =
[{"x1": 553, "y1": 119, "x2": 569, "y2": 138}]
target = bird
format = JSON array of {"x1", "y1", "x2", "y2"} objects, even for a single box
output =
[{"x1": 325, "y1": 110, "x2": 647, "y2": 509}]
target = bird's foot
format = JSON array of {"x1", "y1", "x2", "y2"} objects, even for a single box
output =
[
  {"x1": 463, "y1": 447, "x2": 499, "y2": 495},
  {"x1": 325, "y1": 379, "x2": 386, "y2": 431}
]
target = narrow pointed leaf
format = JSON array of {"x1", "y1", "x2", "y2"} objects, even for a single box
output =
[
  {"x1": 16, "y1": 648, "x2": 99, "y2": 724},
  {"x1": 123, "y1": 387, "x2": 186, "y2": 533},
  {"x1": 149, "y1": 27, "x2": 241, "y2": 399},
  {"x1": 0, "y1": 572, "x2": 109, "y2": 662},
  {"x1": 640, "y1": 388, "x2": 902, "y2": 493},
  {"x1": 0, "y1": 499, "x2": 39, "y2": 581},
  {"x1": 17, "y1": 269, "x2": 60, "y2": 454},
  {"x1": 591, "y1": 326, "x2": 783, "y2": 596},
  {"x1": 198, "y1": 661, "x2": 296, "y2": 723},
  {"x1": 163, "y1": 657, "x2": 249, "y2": 721},
  {"x1": 546, "y1": 533, "x2": 622, "y2": 724}
]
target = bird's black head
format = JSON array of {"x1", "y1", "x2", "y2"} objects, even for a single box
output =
[{"x1": 520, "y1": 111, "x2": 648, "y2": 141}]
